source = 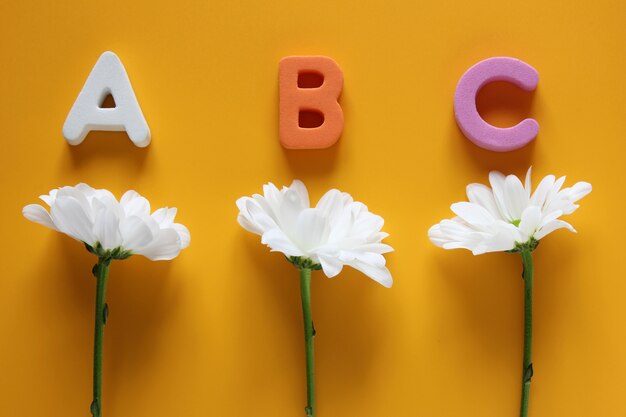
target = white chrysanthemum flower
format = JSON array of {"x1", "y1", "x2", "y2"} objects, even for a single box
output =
[
  {"x1": 428, "y1": 168, "x2": 591, "y2": 254},
  {"x1": 23, "y1": 183, "x2": 190, "y2": 260},
  {"x1": 237, "y1": 180, "x2": 393, "y2": 287}
]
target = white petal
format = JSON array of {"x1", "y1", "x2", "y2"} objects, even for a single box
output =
[
  {"x1": 428, "y1": 224, "x2": 449, "y2": 247},
  {"x1": 236, "y1": 197, "x2": 278, "y2": 235},
  {"x1": 568, "y1": 181, "x2": 592, "y2": 201},
  {"x1": 120, "y1": 190, "x2": 138, "y2": 205},
  {"x1": 327, "y1": 202, "x2": 353, "y2": 242},
  {"x1": 236, "y1": 197, "x2": 264, "y2": 235},
  {"x1": 122, "y1": 192, "x2": 151, "y2": 217},
  {"x1": 440, "y1": 219, "x2": 476, "y2": 241},
  {"x1": 475, "y1": 223, "x2": 518, "y2": 254},
  {"x1": 350, "y1": 207, "x2": 384, "y2": 237},
  {"x1": 50, "y1": 197, "x2": 96, "y2": 244},
  {"x1": 120, "y1": 216, "x2": 155, "y2": 251},
  {"x1": 316, "y1": 189, "x2": 352, "y2": 220},
  {"x1": 262, "y1": 182, "x2": 284, "y2": 215},
  {"x1": 56, "y1": 186, "x2": 95, "y2": 222},
  {"x1": 530, "y1": 175, "x2": 555, "y2": 208},
  {"x1": 503, "y1": 174, "x2": 529, "y2": 220},
  {"x1": 294, "y1": 208, "x2": 329, "y2": 252},
  {"x1": 152, "y1": 207, "x2": 177, "y2": 227},
  {"x1": 92, "y1": 189, "x2": 118, "y2": 207},
  {"x1": 524, "y1": 167, "x2": 532, "y2": 197},
  {"x1": 544, "y1": 176, "x2": 566, "y2": 209},
  {"x1": 318, "y1": 255, "x2": 344, "y2": 278},
  {"x1": 555, "y1": 182, "x2": 592, "y2": 215},
  {"x1": 237, "y1": 212, "x2": 262, "y2": 235},
  {"x1": 261, "y1": 228, "x2": 303, "y2": 256},
  {"x1": 534, "y1": 220, "x2": 576, "y2": 240},
  {"x1": 489, "y1": 171, "x2": 511, "y2": 220},
  {"x1": 518, "y1": 206, "x2": 542, "y2": 239},
  {"x1": 348, "y1": 260, "x2": 393, "y2": 288},
  {"x1": 39, "y1": 193, "x2": 55, "y2": 206},
  {"x1": 451, "y1": 202, "x2": 496, "y2": 226},
  {"x1": 151, "y1": 207, "x2": 168, "y2": 224},
  {"x1": 172, "y1": 223, "x2": 191, "y2": 249},
  {"x1": 466, "y1": 183, "x2": 500, "y2": 218},
  {"x1": 356, "y1": 243, "x2": 394, "y2": 254},
  {"x1": 23, "y1": 204, "x2": 57, "y2": 230},
  {"x1": 133, "y1": 228, "x2": 181, "y2": 261},
  {"x1": 39, "y1": 188, "x2": 59, "y2": 206},
  {"x1": 75, "y1": 183, "x2": 96, "y2": 197},
  {"x1": 437, "y1": 220, "x2": 485, "y2": 253},
  {"x1": 165, "y1": 207, "x2": 178, "y2": 226},
  {"x1": 442, "y1": 241, "x2": 479, "y2": 251},
  {"x1": 94, "y1": 207, "x2": 122, "y2": 250},
  {"x1": 345, "y1": 251, "x2": 387, "y2": 267},
  {"x1": 252, "y1": 193, "x2": 278, "y2": 222},
  {"x1": 544, "y1": 179, "x2": 592, "y2": 215},
  {"x1": 289, "y1": 180, "x2": 310, "y2": 209},
  {"x1": 277, "y1": 188, "x2": 307, "y2": 236},
  {"x1": 553, "y1": 176, "x2": 566, "y2": 191}
]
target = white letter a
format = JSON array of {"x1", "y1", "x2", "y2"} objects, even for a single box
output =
[{"x1": 63, "y1": 51, "x2": 151, "y2": 147}]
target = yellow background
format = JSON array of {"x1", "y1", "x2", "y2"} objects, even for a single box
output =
[{"x1": 1, "y1": 1, "x2": 624, "y2": 416}]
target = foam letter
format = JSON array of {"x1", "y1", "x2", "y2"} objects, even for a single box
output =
[
  {"x1": 454, "y1": 57, "x2": 539, "y2": 152},
  {"x1": 279, "y1": 56, "x2": 344, "y2": 149},
  {"x1": 63, "y1": 51, "x2": 151, "y2": 147}
]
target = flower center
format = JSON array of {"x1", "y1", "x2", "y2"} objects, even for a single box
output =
[{"x1": 511, "y1": 219, "x2": 521, "y2": 227}]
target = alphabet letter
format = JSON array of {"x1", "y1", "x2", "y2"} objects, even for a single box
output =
[
  {"x1": 63, "y1": 51, "x2": 151, "y2": 147},
  {"x1": 279, "y1": 56, "x2": 343, "y2": 149},
  {"x1": 454, "y1": 57, "x2": 539, "y2": 152}
]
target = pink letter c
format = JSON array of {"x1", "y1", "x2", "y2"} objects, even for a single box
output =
[{"x1": 454, "y1": 57, "x2": 539, "y2": 152}]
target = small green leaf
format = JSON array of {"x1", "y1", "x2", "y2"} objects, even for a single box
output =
[
  {"x1": 89, "y1": 242, "x2": 105, "y2": 257},
  {"x1": 524, "y1": 363, "x2": 534, "y2": 382},
  {"x1": 85, "y1": 243, "x2": 96, "y2": 254},
  {"x1": 90, "y1": 399, "x2": 99, "y2": 417},
  {"x1": 103, "y1": 304, "x2": 109, "y2": 325}
]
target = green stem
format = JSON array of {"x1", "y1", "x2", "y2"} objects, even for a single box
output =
[
  {"x1": 519, "y1": 249, "x2": 534, "y2": 417},
  {"x1": 91, "y1": 257, "x2": 111, "y2": 417},
  {"x1": 299, "y1": 268, "x2": 315, "y2": 417}
]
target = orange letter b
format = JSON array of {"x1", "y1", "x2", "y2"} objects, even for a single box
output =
[{"x1": 279, "y1": 56, "x2": 344, "y2": 149}]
